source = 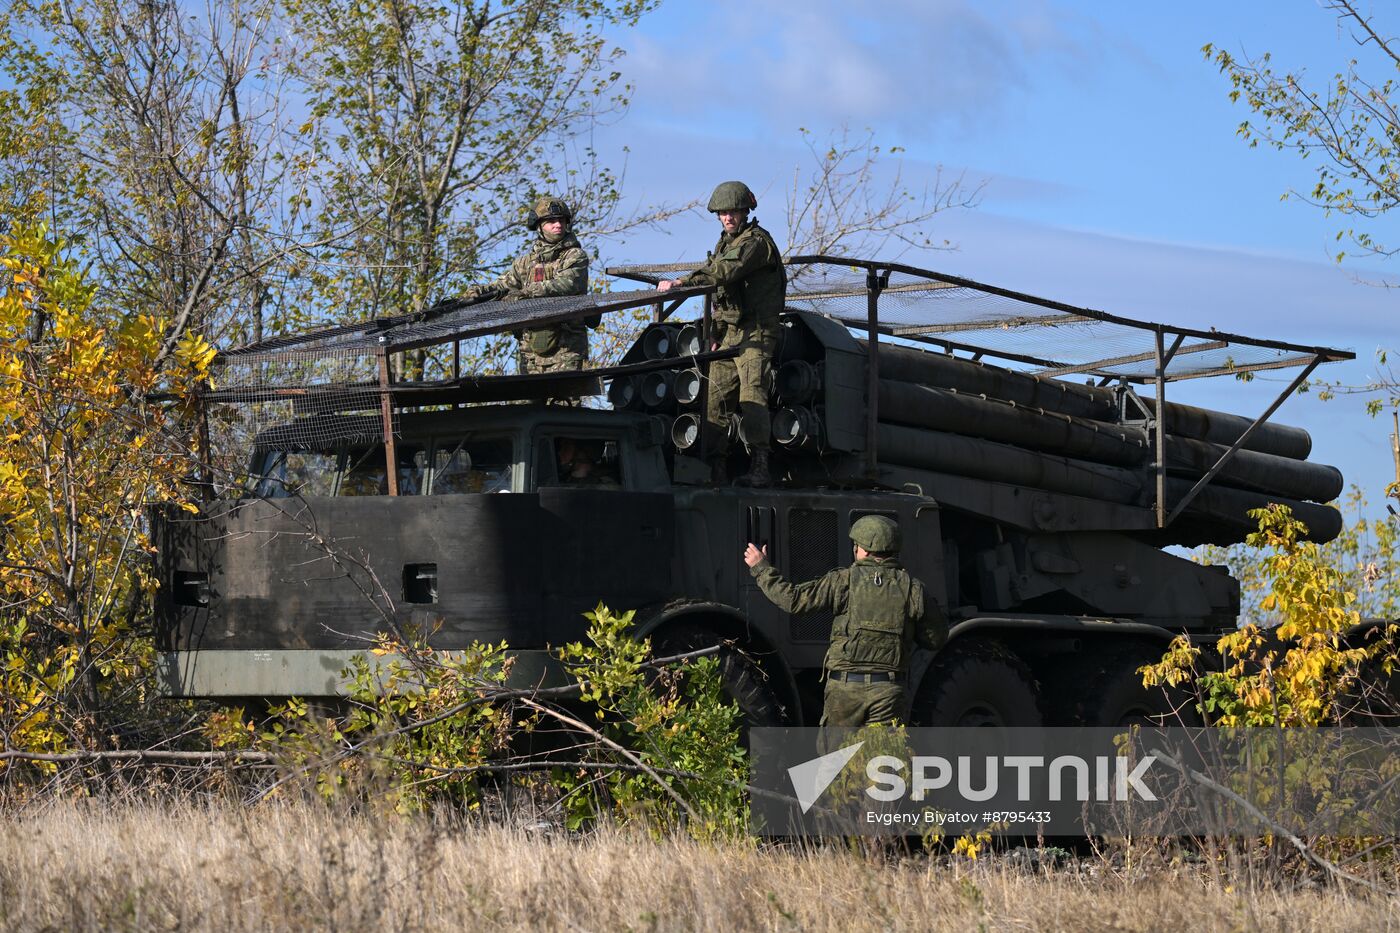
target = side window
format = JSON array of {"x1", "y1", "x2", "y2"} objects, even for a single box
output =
[
  {"x1": 786, "y1": 508, "x2": 839, "y2": 642},
  {"x1": 430, "y1": 437, "x2": 514, "y2": 494},
  {"x1": 253, "y1": 449, "x2": 339, "y2": 498},
  {"x1": 544, "y1": 436, "x2": 623, "y2": 488},
  {"x1": 338, "y1": 443, "x2": 427, "y2": 496}
]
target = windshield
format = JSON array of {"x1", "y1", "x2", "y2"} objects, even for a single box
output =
[
  {"x1": 252, "y1": 450, "x2": 339, "y2": 498},
  {"x1": 430, "y1": 437, "x2": 513, "y2": 494},
  {"x1": 339, "y1": 444, "x2": 428, "y2": 496}
]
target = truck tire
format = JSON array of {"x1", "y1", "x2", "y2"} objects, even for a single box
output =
[
  {"x1": 1088, "y1": 663, "x2": 1201, "y2": 727},
  {"x1": 653, "y1": 624, "x2": 787, "y2": 728},
  {"x1": 911, "y1": 646, "x2": 1043, "y2": 727}
]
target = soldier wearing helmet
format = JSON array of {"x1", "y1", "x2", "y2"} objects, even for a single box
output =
[
  {"x1": 744, "y1": 515, "x2": 946, "y2": 742},
  {"x1": 465, "y1": 196, "x2": 593, "y2": 374},
  {"x1": 659, "y1": 181, "x2": 786, "y2": 486}
]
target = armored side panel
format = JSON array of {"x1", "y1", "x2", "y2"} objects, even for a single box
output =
[{"x1": 157, "y1": 491, "x2": 673, "y2": 655}]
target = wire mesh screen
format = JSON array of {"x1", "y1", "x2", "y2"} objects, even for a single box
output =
[
  {"x1": 787, "y1": 507, "x2": 839, "y2": 643},
  {"x1": 773, "y1": 262, "x2": 1334, "y2": 382}
]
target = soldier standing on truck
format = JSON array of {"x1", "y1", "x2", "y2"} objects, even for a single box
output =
[
  {"x1": 658, "y1": 181, "x2": 786, "y2": 487},
  {"x1": 465, "y1": 197, "x2": 594, "y2": 374},
  {"x1": 744, "y1": 515, "x2": 946, "y2": 748}
]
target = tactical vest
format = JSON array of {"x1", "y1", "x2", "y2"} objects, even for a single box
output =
[
  {"x1": 710, "y1": 222, "x2": 786, "y2": 327},
  {"x1": 521, "y1": 233, "x2": 586, "y2": 354},
  {"x1": 824, "y1": 562, "x2": 917, "y2": 674}
]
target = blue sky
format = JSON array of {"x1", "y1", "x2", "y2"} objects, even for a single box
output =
[{"x1": 592, "y1": 0, "x2": 1400, "y2": 516}]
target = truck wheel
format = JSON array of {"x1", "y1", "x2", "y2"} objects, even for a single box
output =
[
  {"x1": 1089, "y1": 664, "x2": 1201, "y2": 727},
  {"x1": 653, "y1": 624, "x2": 788, "y2": 728},
  {"x1": 911, "y1": 646, "x2": 1043, "y2": 727}
]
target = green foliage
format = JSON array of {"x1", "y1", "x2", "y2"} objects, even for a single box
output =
[
  {"x1": 248, "y1": 604, "x2": 749, "y2": 837},
  {"x1": 1204, "y1": 8, "x2": 1400, "y2": 261},
  {"x1": 1147, "y1": 503, "x2": 1399, "y2": 726},
  {"x1": 556, "y1": 604, "x2": 748, "y2": 837},
  {"x1": 0, "y1": 226, "x2": 207, "y2": 762},
  {"x1": 1201, "y1": 487, "x2": 1399, "y2": 626}
]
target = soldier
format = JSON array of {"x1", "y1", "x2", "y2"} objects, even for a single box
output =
[
  {"x1": 467, "y1": 196, "x2": 592, "y2": 374},
  {"x1": 743, "y1": 515, "x2": 946, "y2": 745},
  {"x1": 658, "y1": 181, "x2": 786, "y2": 486}
]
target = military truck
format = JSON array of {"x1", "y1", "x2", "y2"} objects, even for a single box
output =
[{"x1": 156, "y1": 256, "x2": 1358, "y2": 727}]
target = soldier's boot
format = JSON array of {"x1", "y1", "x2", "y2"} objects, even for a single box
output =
[{"x1": 735, "y1": 449, "x2": 771, "y2": 488}]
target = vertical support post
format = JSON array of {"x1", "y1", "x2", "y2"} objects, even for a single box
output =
[
  {"x1": 654, "y1": 300, "x2": 663, "y2": 324},
  {"x1": 196, "y1": 386, "x2": 213, "y2": 501},
  {"x1": 452, "y1": 339, "x2": 461, "y2": 381},
  {"x1": 376, "y1": 341, "x2": 400, "y2": 497},
  {"x1": 865, "y1": 266, "x2": 883, "y2": 478},
  {"x1": 1153, "y1": 327, "x2": 1167, "y2": 528},
  {"x1": 698, "y1": 292, "x2": 713, "y2": 466},
  {"x1": 1391, "y1": 411, "x2": 1399, "y2": 494}
]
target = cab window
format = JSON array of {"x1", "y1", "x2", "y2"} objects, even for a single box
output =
[
  {"x1": 540, "y1": 436, "x2": 623, "y2": 488},
  {"x1": 338, "y1": 443, "x2": 427, "y2": 496},
  {"x1": 252, "y1": 449, "x2": 339, "y2": 498},
  {"x1": 430, "y1": 437, "x2": 514, "y2": 494}
]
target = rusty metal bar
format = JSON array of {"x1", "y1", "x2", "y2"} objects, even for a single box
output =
[
  {"x1": 196, "y1": 386, "x2": 213, "y2": 500},
  {"x1": 1040, "y1": 339, "x2": 1226, "y2": 378},
  {"x1": 1163, "y1": 355, "x2": 1324, "y2": 527},
  {"x1": 376, "y1": 343, "x2": 399, "y2": 497},
  {"x1": 888, "y1": 312, "x2": 1089, "y2": 337},
  {"x1": 657, "y1": 297, "x2": 688, "y2": 323},
  {"x1": 1159, "y1": 355, "x2": 1340, "y2": 382}
]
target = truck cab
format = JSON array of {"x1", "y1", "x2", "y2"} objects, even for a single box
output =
[{"x1": 157, "y1": 403, "x2": 944, "y2": 726}]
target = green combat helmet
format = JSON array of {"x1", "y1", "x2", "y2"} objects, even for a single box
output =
[
  {"x1": 706, "y1": 180, "x2": 758, "y2": 213},
  {"x1": 526, "y1": 196, "x2": 573, "y2": 230},
  {"x1": 850, "y1": 515, "x2": 900, "y2": 554}
]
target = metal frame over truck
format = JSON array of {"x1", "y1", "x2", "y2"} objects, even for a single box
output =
[{"x1": 156, "y1": 256, "x2": 1354, "y2": 727}]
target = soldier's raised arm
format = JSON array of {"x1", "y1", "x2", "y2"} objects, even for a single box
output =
[{"x1": 744, "y1": 543, "x2": 847, "y2": 615}]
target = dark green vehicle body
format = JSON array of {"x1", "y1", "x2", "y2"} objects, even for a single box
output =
[{"x1": 156, "y1": 389, "x2": 1240, "y2": 726}]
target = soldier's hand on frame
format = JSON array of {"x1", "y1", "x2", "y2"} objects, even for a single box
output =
[
  {"x1": 743, "y1": 542, "x2": 768, "y2": 568},
  {"x1": 657, "y1": 279, "x2": 675, "y2": 292}
]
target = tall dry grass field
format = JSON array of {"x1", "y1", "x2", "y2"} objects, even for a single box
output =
[{"x1": 0, "y1": 802, "x2": 1395, "y2": 931}]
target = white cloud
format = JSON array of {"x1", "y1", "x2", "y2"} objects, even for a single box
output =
[{"x1": 618, "y1": 0, "x2": 1114, "y2": 139}]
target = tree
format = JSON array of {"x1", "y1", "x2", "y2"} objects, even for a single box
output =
[
  {"x1": 1148, "y1": 504, "x2": 1398, "y2": 726},
  {"x1": 784, "y1": 126, "x2": 981, "y2": 271},
  {"x1": 0, "y1": 226, "x2": 210, "y2": 758},
  {"x1": 1207, "y1": 1, "x2": 1400, "y2": 264},
  {"x1": 1206, "y1": 1, "x2": 1400, "y2": 435}
]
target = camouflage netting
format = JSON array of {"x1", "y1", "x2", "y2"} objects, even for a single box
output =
[{"x1": 207, "y1": 288, "x2": 686, "y2": 459}]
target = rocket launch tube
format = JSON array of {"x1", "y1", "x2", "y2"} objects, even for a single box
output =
[
  {"x1": 871, "y1": 421, "x2": 1341, "y2": 542},
  {"x1": 876, "y1": 380, "x2": 1342, "y2": 502},
  {"x1": 858, "y1": 340, "x2": 1312, "y2": 460}
]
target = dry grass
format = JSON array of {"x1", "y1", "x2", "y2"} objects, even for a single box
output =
[{"x1": 0, "y1": 801, "x2": 1396, "y2": 932}]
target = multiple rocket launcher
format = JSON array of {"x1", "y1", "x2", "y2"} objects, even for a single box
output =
[{"x1": 607, "y1": 313, "x2": 1344, "y2": 547}]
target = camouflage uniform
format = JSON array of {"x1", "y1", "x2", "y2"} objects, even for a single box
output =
[
  {"x1": 675, "y1": 183, "x2": 786, "y2": 465},
  {"x1": 471, "y1": 198, "x2": 590, "y2": 374},
  {"x1": 749, "y1": 517, "x2": 946, "y2": 747}
]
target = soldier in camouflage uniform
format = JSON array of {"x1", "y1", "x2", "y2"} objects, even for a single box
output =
[
  {"x1": 744, "y1": 515, "x2": 946, "y2": 748},
  {"x1": 659, "y1": 181, "x2": 786, "y2": 486},
  {"x1": 467, "y1": 197, "x2": 592, "y2": 374}
]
